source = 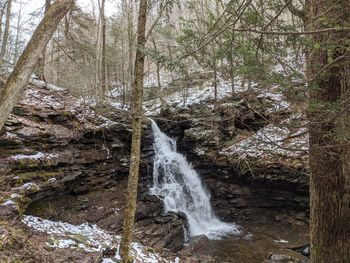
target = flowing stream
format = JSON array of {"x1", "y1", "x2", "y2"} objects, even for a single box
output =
[{"x1": 150, "y1": 119, "x2": 238, "y2": 239}]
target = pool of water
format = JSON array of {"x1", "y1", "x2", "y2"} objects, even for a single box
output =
[{"x1": 203, "y1": 219, "x2": 309, "y2": 262}]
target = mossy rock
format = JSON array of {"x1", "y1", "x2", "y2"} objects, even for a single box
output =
[{"x1": 13, "y1": 171, "x2": 62, "y2": 185}]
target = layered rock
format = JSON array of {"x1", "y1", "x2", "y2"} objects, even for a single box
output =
[
  {"x1": 153, "y1": 91, "x2": 309, "y2": 222},
  {"x1": 0, "y1": 82, "x2": 187, "y2": 261}
]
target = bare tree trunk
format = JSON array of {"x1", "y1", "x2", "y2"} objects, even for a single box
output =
[
  {"x1": 229, "y1": 30, "x2": 235, "y2": 96},
  {"x1": 37, "y1": 0, "x2": 51, "y2": 81},
  {"x1": 119, "y1": 0, "x2": 147, "y2": 261},
  {"x1": 213, "y1": 65, "x2": 218, "y2": 103},
  {"x1": 127, "y1": 0, "x2": 134, "y2": 106},
  {"x1": 306, "y1": 0, "x2": 350, "y2": 262},
  {"x1": 0, "y1": 0, "x2": 74, "y2": 131},
  {"x1": 0, "y1": 0, "x2": 12, "y2": 69},
  {"x1": 212, "y1": 45, "x2": 218, "y2": 106},
  {"x1": 0, "y1": 1, "x2": 6, "y2": 46},
  {"x1": 151, "y1": 36, "x2": 161, "y2": 91},
  {"x1": 96, "y1": 0, "x2": 106, "y2": 106},
  {"x1": 12, "y1": 0, "x2": 22, "y2": 64},
  {"x1": 121, "y1": 32, "x2": 127, "y2": 108},
  {"x1": 101, "y1": 0, "x2": 107, "y2": 100}
]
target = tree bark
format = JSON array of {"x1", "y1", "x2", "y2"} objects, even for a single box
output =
[
  {"x1": 38, "y1": 0, "x2": 51, "y2": 81},
  {"x1": 0, "y1": 0, "x2": 75, "y2": 131},
  {"x1": 119, "y1": 0, "x2": 147, "y2": 261},
  {"x1": 151, "y1": 36, "x2": 162, "y2": 91},
  {"x1": 0, "y1": 1, "x2": 6, "y2": 46},
  {"x1": 13, "y1": 0, "x2": 22, "y2": 64},
  {"x1": 0, "y1": 0, "x2": 12, "y2": 69},
  {"x1": 96, "y1": 0, "x2": 106, "y2": 105},
  {"x1": 306, "y1": 0, "x2": 350, "y2": 262},
  {"x1": 101, "y1": 0, "x2": 107, "y2": 100}
]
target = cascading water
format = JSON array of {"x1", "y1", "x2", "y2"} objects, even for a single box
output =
[{"x1": 150, "y1": 119, "x2": 239, "y2": 239}]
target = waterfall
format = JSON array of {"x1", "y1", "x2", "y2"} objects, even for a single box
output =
[{"x1": 150, "y1": 119, "x2": 239, "y2": 239}]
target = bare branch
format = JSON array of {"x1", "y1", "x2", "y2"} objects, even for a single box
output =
[
  {"x1": 145, "y1": 0, "x2": 172, "y2": 42},
  {"x1": 284, "y1": 0, "x2": 305, "y2": 20}
]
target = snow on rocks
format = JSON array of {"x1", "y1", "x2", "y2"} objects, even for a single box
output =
[
  {"x1": 257, "y1": 91, "x2": 291, "y2": 113},
  {"x1": 10, "y1": 152, "x2": 58, "y2": 161},
  {"x1": 20, "y1": 82, "x2": 119, "y2": 131},
  {"x1": 143, "y1": 78, "x2": 235, "y2": 115},
  {"x1": 1, "y1": 199, "x2": 17, "y2": 208},
  {"x1": 23, "y1": 216, "x2": 179, "y2": 263},
  {"x1": 30, "y1": 79, "x2": 67, "y2": 92},
  {"x1": 14, "y1": 183, "x2": 40, "y2": 194},
  {"x1": 220, "y1": 124, "x2": 308, "y2": 159}
]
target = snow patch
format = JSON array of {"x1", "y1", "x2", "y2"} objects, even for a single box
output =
[
  {"x1": 30, "y1": 79, "x2": 66, "y2": 92},
  {"x1": 274, "y1": 239, "x2": 289, "y2": 244},
  {"x1": 220, "y1": 124, "x2": 308, "y2": 158},
  {"x1": 1, "y1": 199, "x2": 17, "y2": 208},
  {"x1": 23, "y1": 216, "x2": 179, "y2": 263},
  {"x1": 11, "y1": 152, "x2": 58, "y2": 161}
]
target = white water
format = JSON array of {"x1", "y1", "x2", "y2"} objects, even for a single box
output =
[{"x1": 150, "y1": 119, "x2": 239, "y2": 239}]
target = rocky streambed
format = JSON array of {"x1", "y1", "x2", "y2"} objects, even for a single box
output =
[{"x1": 0, "y1": 82, "x2": 309, "y2": 262}]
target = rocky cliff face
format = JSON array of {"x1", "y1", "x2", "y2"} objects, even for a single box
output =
[
  {"x1": 0, "y1": 82, "x2": 187, "y2": 261},
  {"x1": 154, "y1": 91, "x2": 309, "y2": 223},
  {"x1": 0, "y1": 81, "x2": 309, "y2": 262}
]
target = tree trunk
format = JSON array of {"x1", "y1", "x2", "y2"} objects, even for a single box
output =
[
  {"x1": 127, "y1": 0, "x2": 134, "y2": 87},
  {"x1": 306, "y1": 0, "x2": 350, "y2": 262},
  {"x1": 151, "y1": 36, "x2": 162, "y2": 91},
  {"x1": 38, "y1": 0, "x2": 51, "y2": 81},
  {"x1": 101, "y1": 0, "x2": 107, "y2": 100},
  {"x1": 119, "y1": 0, "x2": 147, "y2": 261},
  {"x1": 0, "y1": 0, "x2": 75, "y2": 131},
  {"x1": 96, "y1": 0, "x2": 106, "y2": 106},
  {"x1": 12, "y1": 0, "x2": 22, "y2": 64},
  {"x1": 0, "y1": 0, "x2": 12, "y2": 69},
  {"x1": 0, "y1": 1, "x2": 6, "y2": 46}
]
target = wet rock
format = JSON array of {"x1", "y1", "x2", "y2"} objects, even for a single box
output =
[
  {"x1": 136, "y1": 194, "x2": 163, "y2": 220},
  {"x1": 182, "y1": 235, "x2": 209, "y2": 255},
  {"x1": 134, "y1": 211, "x2": 187, "y2": 252},
  {"x1": 268, "y1": 250, "x2": 308, "y2": 263},
  {"x1": 291, "y1": 244, "x2": 310, "y2": 256},
  {"x1": 103, "y1": 247, "x2": 118, "y2": 256}
]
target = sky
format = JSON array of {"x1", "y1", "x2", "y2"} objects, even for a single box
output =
[
  {"x1": 13, "y1": 0, "x2": 119, "y2": 19},
  {"x1": 11, "y1": 0, "x2": 120, "y2": 43}
]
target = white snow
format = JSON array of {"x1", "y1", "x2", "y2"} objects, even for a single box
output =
[
  {"x1": 144, "y1": 77, "x2": 237, "y2": 115},
  {"x1": 108, "y1": 101, "x2": 129, "y2": 111},
  {"x1": 16, "y1": 183, "x2": 39, "y2": 191},
  {"x1": 220, "y1": 124, "x2": 308, "y2": 159},
  {"x1": 23, "y1": 216, "x2": 179, "y2": 263},
  {"x1": 142, "y1": 75, "x2": 292, "y2": 115},
  {"x1": 274, "y1": 239, "x2": 289, "y2": 244},
  {"x1": 257, "y1": 91, "x2": 291, "y2": 113},
  {"x1": 11, "y1": 152, "x2": 58, "y2": 161},
  {"x1": 30, "y1": 79, "x2": 67, "y2": 92},
  {"x1": 1, "y1": 199, "x2": 17, "y2": 208}
]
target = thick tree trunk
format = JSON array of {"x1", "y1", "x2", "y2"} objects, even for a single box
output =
[
  {"x1": 0, "y1": 0, "x2": 12, "y2": 68},
  {"x1": 0, "y1": 0, "x2": 74, "y2": 131},
  {"x1": 119, "y1": 0, "x2": 147, "y2": 261},
  {"x1": 306, "y1": 0, "x2": 350, "y2": 262}
]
